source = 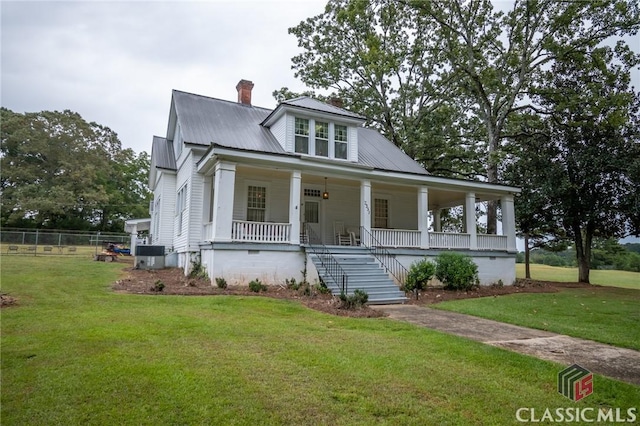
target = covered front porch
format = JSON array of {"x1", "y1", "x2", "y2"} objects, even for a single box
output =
[{"x1": 199, "y1": 161, "x2": 517, "y2": 253}]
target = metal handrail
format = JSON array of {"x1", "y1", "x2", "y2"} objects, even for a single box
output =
[
  {"x1": 302, "y1": 223, "x2": 349, "y2": 295},
  {"x1": 359, "y1": 226, "x2": 409, "y2": 286}
]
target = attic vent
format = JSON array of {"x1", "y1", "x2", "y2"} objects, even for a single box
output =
[{"x1": 304, "y1": 189, "x2": 321, "y2": 198}]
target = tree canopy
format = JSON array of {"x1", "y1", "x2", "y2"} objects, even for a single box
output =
[{"x1": 1, "y1": 108, "x2": 151, "y2": 232}]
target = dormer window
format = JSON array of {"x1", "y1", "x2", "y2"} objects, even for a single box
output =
[
  {"x1": 294, "y1": 118, "x2": 309, "y2": 154},
  {"x1": 315, "y1": 121, "x2": 329, "y2": 157},
  {"x1": 335, "y1": 124, "x2": 348, "y2": 159}
]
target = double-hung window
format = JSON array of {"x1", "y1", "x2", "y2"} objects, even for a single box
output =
[
  {"x1": 315, "y1": 121, "x2": 329, "y2": 157},
  {"x1": 247, "y1": 185, "x2": 266, "y2": 222},
  {"x1": 176, "y1": 184, "x2": 188, "y2": 235},
  {"x1": 374, "y1": 198, "x2": 389, "y2": 228},
  {"x1": 334, "y1": 124, "x2": 348, "y2": 159},
  {"x1": 295, "y1": 118, "x2": 309, "y2": 154}
]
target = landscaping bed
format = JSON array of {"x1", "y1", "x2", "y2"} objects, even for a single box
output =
[{"x1": 110, "y1": 267, "x2": 597, "y2": 318}]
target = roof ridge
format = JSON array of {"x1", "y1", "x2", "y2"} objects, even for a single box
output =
[{"x1": 172, "y1": 89, "x2": 274, "y2": 112}]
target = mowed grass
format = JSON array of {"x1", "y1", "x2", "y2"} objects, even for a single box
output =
[
  {"x1": 436, "y1": 283, "x2": 640, "y2": 351},
  {"x1": 516, "y1": 263, "x2": 640, "y2": 289},
  {"x1": 2, "y1": 257, "x2": 638, "y2": 425}
]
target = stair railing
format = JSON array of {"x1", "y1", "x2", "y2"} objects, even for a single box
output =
[
  {"x1": 359, "y1": 226, "x2": 409, "y2": 286},
  {"x1": 302, "y1": 223, "x2": 349, "y2": 295}
]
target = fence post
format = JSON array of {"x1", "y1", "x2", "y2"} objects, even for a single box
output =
[{"x1": 35, "y1": 229, "x2": 39, "y2": 256}]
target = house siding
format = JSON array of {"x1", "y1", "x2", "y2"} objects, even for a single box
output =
[
  {"x1": 153, "y1": 172, "x2": 176, "y2": 248},
  {"x1": 233, "y1": 172, "x2": 290, "y2": 222},
  {"x1": 174, "y1": 152, "x2": 194, "y2": 252},
  {"x1": 271, "y1": 115, "x2": 287, "y2": 151},
  {"x1": 348, "y1": 125, "x2": 358, "y2": 162}
]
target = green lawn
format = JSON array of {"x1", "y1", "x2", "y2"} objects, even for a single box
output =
[
  {"x1": 516, "y1": 263, "x2": 640, "y2": 289},
  {"x1": 2, "y1": 257, "x2": 638, "y2": 425},
  {"x1": 435, "y1": 285, "x2": 640, "y2": 350}
]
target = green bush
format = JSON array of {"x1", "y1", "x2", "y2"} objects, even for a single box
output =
[
  {"x1": 404, "y1": 258, "x2": 436, "y2": 299},
  {"x1": 215, "y1": 277, "x2": 227, "y2": 289},
  {"x1": 435, "y1": 252, "x2": 479, "y2": 291},
  {"x1": 151, "y1": 280, "x2": 165, "y2": 292},
  {"x1": 338, "y1": 289, "x2": 368, "y2": 309},
  {"x1": 248, "y1": 279, "x2": 268, "y2": 292},
  {"x1": 189, "y1": 257, "x2": 208, "y2": 280},
  {"x1": 285, "y1": 278, "x2": 301, "y2": 290}
]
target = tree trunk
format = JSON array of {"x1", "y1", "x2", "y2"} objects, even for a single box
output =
[
  {"x1": 574, "y1": 227, "x2": 591, "y2": 284},
  {"x1": 524, "y1": 233, "x2": 531, "y2": 279}
]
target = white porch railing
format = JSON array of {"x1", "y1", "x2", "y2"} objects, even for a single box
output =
[
  {"x1": 429, "y1": 232, "x2": 471, "y2": 249},
  {"x1": 371, "y1": 228, "x2": 421, "y2": 248},
  {"x1": 477, "y1": 234, "x2": 508, "y2": 251},
  {"x1": 231, "y1": 220, "x2": 291, "y2": 243}
]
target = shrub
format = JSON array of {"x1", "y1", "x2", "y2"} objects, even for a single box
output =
[
  {"x1": 338, "y1": 289, "x2": 368, "y2": 309},
  {"x1": 151, "y1": 280, "x2": 165, "y2": 292},
  {"x1": 189, "y1": 257, "x2": 208, "y2": 280},
  {"x1": 215, "y1": 277, "x2": 227, "y2": 289},
  {"x1": 314, "y1": 280, "x2": 331, "y2": 295},
  {"x1": 435, "y1": 252, "x2": 479, "y2": 291},
  {"x1": 248, "y1": 279, "x2": 268, "y2": 292},
  {"x1": 285, "y1": 278, "x2": 301, "y2": 290},
  {"x1": 404, "y1": 258, "x2": 436, "y2": 299}
]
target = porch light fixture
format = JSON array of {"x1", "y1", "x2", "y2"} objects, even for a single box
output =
[{"x1": 323, "y1": 177, "x2": 329, "y2": 200}]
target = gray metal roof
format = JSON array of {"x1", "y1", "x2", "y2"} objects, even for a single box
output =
[
  {"x1": 173, "y1": 90, "x2": 285, "y2": 153},
  {"x1": 358, "y1": 128, "x2": 428, "y2": 175},
  {"x1": 280, "y1": 96, "x2": 366, "y2": 120},
  {"x1": 170, "y1": 90, "x2": 429, "y2": 175},
  {"x1": 151, "y1": 136, "x2": 176, "y2": 170}
]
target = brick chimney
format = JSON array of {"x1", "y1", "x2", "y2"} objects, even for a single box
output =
[
  {"x1": 236, "y1": 79, "x2": 254, "y2": 106},
  {"x1": 328, "y1": 96, "x2": 344, "y2": 109}
]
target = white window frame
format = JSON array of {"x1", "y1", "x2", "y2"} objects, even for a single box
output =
[
  {"x1": 334, "y1": 124, "x2": 348, "y2": 160},
  {"x1": 245, "y1": 182, "x2": 269, "y2": 222},
  {"x1": 373, "y1": 197, "x2": 390, "y2": 229},
  {"x1": 294, "y1": 117, "x2": 309, "y2": 154},
  {"x1": 315, "y1": 121, "x2": 329, "y2": 157},
  {"x1": 176, "y1": 184, "x2": 187, "y2": 235}
]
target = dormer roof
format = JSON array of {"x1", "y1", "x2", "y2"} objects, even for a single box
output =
[{"x1": 261, "y1": 96, "x2": 366, "y2": 127}]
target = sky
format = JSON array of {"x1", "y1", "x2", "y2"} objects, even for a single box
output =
[
  {"x1": 1, "y1": 0, "x2": 638, "y2": 157},
  {"x1": 1, "y1": 0, "x2": 327, "y2": 154}
]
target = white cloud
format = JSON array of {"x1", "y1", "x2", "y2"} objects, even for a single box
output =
[{"x1": 1, "y1": 0, "x2": 326, "y2": 153}]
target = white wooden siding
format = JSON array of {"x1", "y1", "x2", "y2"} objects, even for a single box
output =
[
  {"x1": 348, "y1": 125, "x2": 358, "y2": 162},
  {"x1": 271, "y1": 115, "x2": 287, "y2": 151},
  {"x1": 173, "y1": 152, "x2": 194, "y2": 251},
  {"x1": 188, "y1": 162, "x2": 205, "y2": 250},
  {"x1": 320, "y1": 183, "x2": 359, "y2": 244},
  {"x1": 285, "y1": 115, "x2": 294, "y2": 152},
  {"x1": 153, "y1": 172, "x2": 176, "y2": 248},
  {"x1": 233, "y1": 173, "x2": 290, "y2": 222}
]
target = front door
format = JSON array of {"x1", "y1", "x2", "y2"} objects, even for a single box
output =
[{"x1": 302, "y1": 197, "x2": 322, "y2": 243}]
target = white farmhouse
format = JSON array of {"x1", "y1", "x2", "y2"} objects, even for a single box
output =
[{"x1": 139, "y1": 79, "x2": 520, "y2": 303}]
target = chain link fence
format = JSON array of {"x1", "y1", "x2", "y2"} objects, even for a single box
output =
[{"x1": 1, "y1": 228, "x2": 131, "y2": 256}]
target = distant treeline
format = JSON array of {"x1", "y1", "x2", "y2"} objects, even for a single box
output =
[{"x1": 517, "y1": 240, "x2": 640, "y2": 272}]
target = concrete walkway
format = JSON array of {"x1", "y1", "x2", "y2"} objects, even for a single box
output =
[{"x1": 372, "y1": 305, "x2": 640, "y2": 386}]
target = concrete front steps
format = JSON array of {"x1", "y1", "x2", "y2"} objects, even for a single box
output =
[{"x1": 309, "y1": 253, "x2": 407, "y2": 304}]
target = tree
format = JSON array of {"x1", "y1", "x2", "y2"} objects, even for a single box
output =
[
  {"x1": 510, "y1": 45, "x2": 640, "y2": 283},
  {"x1": 288, "y1": 0, "x2": 483, "y2": 179},
  {"x1": 410, "y1": 0, "x2": 640, "y2": 234},
  {"x1": 0, "y1": 108, "x2": 151, "y2": 231}
]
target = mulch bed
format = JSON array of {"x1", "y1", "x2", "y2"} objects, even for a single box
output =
[{"x1": 2, "y1": 265, "x2": 597, "y2": 318}]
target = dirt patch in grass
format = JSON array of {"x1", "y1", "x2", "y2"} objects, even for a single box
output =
[
  {"x1": 112, "y1": 267, "x2": 385, "y2": 318},
  {"x1": 1, "y1": 294, "x2": 18, "y2": 308}
]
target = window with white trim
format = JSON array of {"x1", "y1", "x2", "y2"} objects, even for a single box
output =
[
  {"x1": 295, "y1": 118, "x2": 309, "y2": 154},
  {"x1": 176, "y1": 184, "x2": 187, "y2": 235},
  {"x1": 374, "y1": 198, "x2": 389, "y2": 228},
  {"x1": 334, "y1": 124, "x2": 348, "y2": 159},
  {"x1": 315, "y1": 121, "x2": 329, "y2": 157},
  {"x1": 247, "y1": 185, "x2": 266, "y2": 222}
]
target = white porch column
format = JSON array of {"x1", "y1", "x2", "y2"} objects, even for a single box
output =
[
  {"x1": 289, "y1": 170, "x2": 301, "y2": 245},
  {"x1": 501, "y1": 194, "x2": 517, "y2": 253},
  {"x1": 360, "y1": 179, "x2": 372, "y2": 245},
  {"x1": 129, "y1": 225, "x2": 138, "y2": 256},
  {"x1": 433, "y1": 208, "x2": 442, "y2": 232},
  {"x1": 465, "y1": 192, "x2": 477, "y2": 250},
  {"x1": 212, "y1": 161, "x2": 236, "y2": 242},
  {"x1": 418, "y1": 186, "x2": 429, "y2": 249}
]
